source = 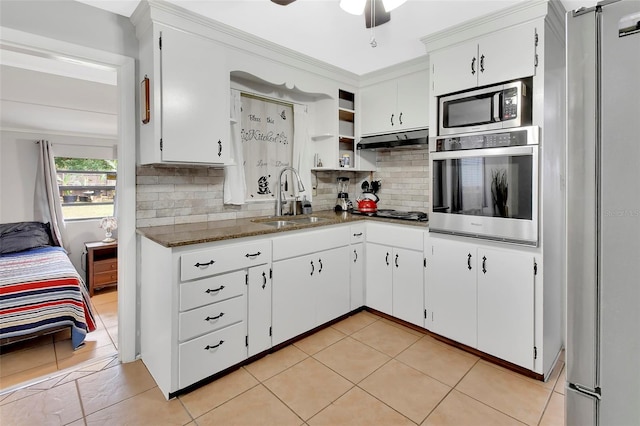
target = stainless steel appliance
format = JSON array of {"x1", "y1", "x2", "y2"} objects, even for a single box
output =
[
  {"x1": 566, "y1": 2, "x2": 640, "y2": 425},
  {"x1": 438, "y1": 79, "x2": 532, "y2": 136},
  {"x1": 335, "y1": 176, "x2": 352, "y2": 211},
  {"x1": 430, "y1": 126, "x2": 539, "y2": 245}
]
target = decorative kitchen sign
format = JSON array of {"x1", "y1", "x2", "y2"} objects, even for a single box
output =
[{"x1": 241, "y1": 94, "x2": 294, "y2": 200}]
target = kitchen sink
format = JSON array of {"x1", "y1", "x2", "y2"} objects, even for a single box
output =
[
  {"x1": 259, "y1": 220, "x2": 297, "y2": 229},
  {"x1": 286, "y1": 216, "x2": 331, "y2": 224}
]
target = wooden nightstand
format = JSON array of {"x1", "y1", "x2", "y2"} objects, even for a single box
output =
[{"x1": 85, "y1": 241, "x2": 118, "y2": 296}]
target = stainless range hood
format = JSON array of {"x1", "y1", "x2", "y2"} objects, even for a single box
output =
[{"x1": 357, "y1": 128, "x2": 429, "y2": 150}]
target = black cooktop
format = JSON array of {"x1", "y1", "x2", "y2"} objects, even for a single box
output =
[{"x1": 351, "y1": 209, "x2": 428, "y2": 222}]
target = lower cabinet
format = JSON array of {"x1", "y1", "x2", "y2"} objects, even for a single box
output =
[
  {"x1": 426, "y1": 236, "x2": 537, "y2": 369},
  {"x1": 365, "y1": 223, "x2": 425, "y2": 326},
  {"x1": 350, "y1": 243, "x2": 364, "y2": 309},
  {"x1": 272, "y1": 245, "x2": 350, "y2": 346},
  {"x1": 247, "y1": 265, "x2": 272, "y2": 358}
]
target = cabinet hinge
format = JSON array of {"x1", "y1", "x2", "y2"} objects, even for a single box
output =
[
  {"x1": 424, "y1": 309, "x2": 427, "y2": 319},
  {"x1": 424, "y1": 258, "x2": 427, "y2": 268},
  {"x1": 534, "y1": 54, "x2": 539, "y2": 68},
  {"x1": 159, "y1": 35, "x2": 162, "y2": 50},
  {"x1": 159, "y1": 138, "x2": 163, "y2": 151},
  {"x1": 534, "y1": 30, "x2": 539, "y2": 47},
  {"x1": 534, "y1": 346, "x2": 538, "y2": 360},
  {"x1": 269, "y1": 268, "x2": 273, "y2": 279},
  {"x1": 269, "y1": 326, "x2": 272, "y2": 336},
  {"x1": 245, "y1": 335, "x2": 249, "y2": 347},
  {"x1": 534, "y1": 261, "x2": 538, "y2": 276}
]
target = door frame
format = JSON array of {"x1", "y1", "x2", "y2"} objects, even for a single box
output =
[{"x1": 0, "y1": 27, "x2": 138, "y2": 362}]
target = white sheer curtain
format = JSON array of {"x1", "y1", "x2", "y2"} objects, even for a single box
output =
[
  {"x1": 293, "y1": 103, "x2": 312, "y2": 201},
  {"x1": 34, "y1": 140, "x2": 68, "y2": 251},
  {"x1": 224, "y1": 89, "x2": 247, "y2": 205}
]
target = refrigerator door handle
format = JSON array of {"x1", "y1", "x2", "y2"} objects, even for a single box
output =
[{"x1": 570, "y1": 383, "x2": 602, "y2": 400}]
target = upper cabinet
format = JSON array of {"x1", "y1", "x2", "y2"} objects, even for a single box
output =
[
  {"x1": 137, "y1": 23, "x2": 231, "y2": 165},
  {"x1": 360, "y1": 69, "x2": 430, "y2": 136},
  {"x1": 430, "y1": 21, "x2": 538, "y2": 96}
]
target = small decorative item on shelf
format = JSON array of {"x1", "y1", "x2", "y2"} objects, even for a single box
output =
[{"x1": 99, "y1": 216, "x2": 118, "y2": 243}]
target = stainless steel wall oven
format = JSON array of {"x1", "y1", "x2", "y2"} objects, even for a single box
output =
[{"x1": 430, "y1": 126, "x2": 539, "y2": 245}]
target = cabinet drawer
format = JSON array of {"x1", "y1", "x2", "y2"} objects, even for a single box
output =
[
  {"x1": 179, "y1": 322, "x2": 247, "y2": 389},
  {"x1": 94, "y1": 271, "x2": 117, "y2": 286},
  {"x1": 350, "y1": 224, "x2": 365, "y2": 243},
  {"x1": 94, "y1": 258, "x2": 117, "y2": 273},
  {"x1": 367, "y1": 223, "x2": 424, "y2": 251},
  {"x1": 180, "y1": 270, "x2": 245, "y2": 311},
  {"x1": 179, "y1": 295, "x2": 246, "y2": 341},
  {"x1": 272, "y1": 226, "x2": 349, "y2": 261},
  {"x1": 181, "y1": 240, "x2": 270, "y2": 281}
]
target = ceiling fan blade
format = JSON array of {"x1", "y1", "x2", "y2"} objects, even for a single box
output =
[
  {"x1": 271, "y1": 0, "x2": 297, "y2": 5},
  {"x1": 364, "y1": 0, "x2": 391, "y2": 28}
]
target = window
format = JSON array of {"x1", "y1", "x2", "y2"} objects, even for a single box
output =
[{"x1": 55, "y1": 158, "x2": 117, "y2": 220}]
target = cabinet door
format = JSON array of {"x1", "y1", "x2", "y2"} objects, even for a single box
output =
[
  {"x1": 365, "y1": 243, "x2": 393, "y2": 315},
  {"x1": 247, "y1": 265, "x2": 272, "y2": 357},
  {"x1": 315, "y1": 247, "x2": 350, "y2": 325},
  {"x1": 391, "y1": 248, "x2": 424, "y2": 326},
  {"x1": 350, "y1": 243, "x2": 364, "y2": 310},
  {"x1": 160, "y1": 25, "x2": 230, "y2": 164},
  {"x1": 271, "y1": 255, "x2": 315, "y2": 345},
  {"x1": 477, "y1": 248, "x2": 534, "y2": 369},
  {"x1": 477, "y1": 22, "x2": 537, "y2": 87},
  {"x1": 360, "y1": 80, "x2": 397, "y2": 135},
  {"x1": 396, "y1": 71, "x2": 429, "y2": 131},
  {"x1": 430, "y1": 41, "x2": 479, "y2": 96},
  {"x1": 428, "y1": 239, "x2": 477, "y2": 347}
]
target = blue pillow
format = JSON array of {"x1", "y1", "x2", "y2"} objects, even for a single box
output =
[{"x1": 0, "y1": 221, "x2": 55, "y2": 254}]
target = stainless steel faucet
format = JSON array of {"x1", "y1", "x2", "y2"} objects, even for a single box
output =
[{"x1": 275, "y1": 166, "x2": 305, "y2": 216}]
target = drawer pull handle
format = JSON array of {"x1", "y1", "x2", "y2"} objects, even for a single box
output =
[
  {"x1": 482, "y1": 256, "x2": 487, "y2": 274},
  {"x1": 467, "y1": 253, "x2": 472, "y2": 270},
  {"x1": 354, "y1": 249, "x2": 358, "y2": 263},
  {"x1": 310, "y1": 260, "x2": 314, "y2": 276},
  {"x1": 205, "y1": 312, "x2": 224, "y2": 321},
  {"x1": 195, "y1": 260, "x2": 215, "y2": 268},
  {"x1": 205, "y1": 285, "x2": 225, "y2": 294},
  {"x1": 385, "y1": 252, "x2": 389, "y2": 266},
  {"x1": 395, "y1": 253, "x2": 399, "y2": 268},
  {"x1": 318, "y1": 258, "x2": 323, "y2": 274},
  {"x1": 205, "y1": 340, "x2": 224, "y2": 350},
  {"x1": 245, "y1": 251, "x2": 262, "y2": 258},
  {"x1": 353, "y1": 232, "x2": 363, "y2": 237},
  {"x1": 262, "y1": 271, "x2": 267, "y2": 289}
]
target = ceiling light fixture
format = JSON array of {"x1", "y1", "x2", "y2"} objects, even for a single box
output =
[{"x1": 339, "y1": 0, "x2": 407, "y2": 14}]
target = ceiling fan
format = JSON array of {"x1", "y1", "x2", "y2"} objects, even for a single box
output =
[{"x1": 270, "y1": 0, "x2": 406, "y2": 29}]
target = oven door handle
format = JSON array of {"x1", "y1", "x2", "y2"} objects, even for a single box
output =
[
  {"x1": 431, "y1": 145, "x2": 536, "y2": 161},
  {"x1": 493, "y1": 93, "x2": 501, "y2": 122}
]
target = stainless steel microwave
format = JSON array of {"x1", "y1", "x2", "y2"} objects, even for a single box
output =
[{"x1": 438, "y1": 80, "x2": 532, "y2": 136}]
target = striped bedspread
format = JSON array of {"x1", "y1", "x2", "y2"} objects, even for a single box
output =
[{"x1": 0, "y1": 246, "x2": 97, "y2": 349}]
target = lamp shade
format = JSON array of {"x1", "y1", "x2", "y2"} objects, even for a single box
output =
[
  {"x1": 340, "y1": 0, "x2": 367, "y2": 15},
  {"x1": 382, "y1": 0, "x2": 407, "y2": 12}
]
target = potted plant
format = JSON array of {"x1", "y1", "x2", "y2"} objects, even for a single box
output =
[{"x1": 62, "y1": 190, "x2": 77, "y2": 203}]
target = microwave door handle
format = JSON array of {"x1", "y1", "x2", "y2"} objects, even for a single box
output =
[{"x1": 493, "y1": 93, "x2": 501, "y2": 122}]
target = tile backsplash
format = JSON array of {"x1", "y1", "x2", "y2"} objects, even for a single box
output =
[{"x1": 136, "y1": 148, "x2": 429, "y2": 227}]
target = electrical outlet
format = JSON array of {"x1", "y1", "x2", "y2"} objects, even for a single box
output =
[{"x1": 312, "y1": 186, "x2": 317, "y2": 196}]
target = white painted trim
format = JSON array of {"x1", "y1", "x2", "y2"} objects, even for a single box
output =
[{"x1": 0, "y1": 27, "x2": 138, "y2": 363}]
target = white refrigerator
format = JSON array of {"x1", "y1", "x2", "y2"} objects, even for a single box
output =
[{"x1": 566, "y1": 1, "x2": 640, "y2": 425}]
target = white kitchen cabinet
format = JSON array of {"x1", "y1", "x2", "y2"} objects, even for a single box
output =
[
  {"x1": 271, "y1": 227, "x2": 350, "y2": 345},
  {"x1": 430, "y1": 21, "x2": 537, "y2": 96},
  {"x1": 247, "y1": 265, "x2": 272, "y2": 358},
  {"x1": 360, "y1": 69, "x2": 429, "y2": 136},
  {"x1": 365, "y1": 223, "x2": 425, "y2": 325},
  {"x1": 426, "y1": 236, "x2": 536, "y2": 369},
  {"x1": 137, "y1": 23, "x2": 230, "y2": 165},
  {"x1": 350, "y1": 243, "x2": 364, "y2": 309},
  {"x1": 425, "y1": 238, "x2": 478, "y2": 348},
  {"x1": 477, "y1": 247, "x2": 535, "y2": 370},
  {"x1": 140, "y1": 237, "x2": 270, "y2": 398}
]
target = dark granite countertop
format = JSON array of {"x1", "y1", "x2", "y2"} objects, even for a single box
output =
[{"x1": 137, "y1": 210, "x2": 428, "y2": 248}]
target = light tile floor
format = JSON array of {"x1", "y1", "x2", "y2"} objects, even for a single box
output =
[
  {"x1": 0, "y1": 310, "x2": 566, "y2": 426},
  {"x1": 0, "y1": 288, "x2": 118, "y2": 392}
]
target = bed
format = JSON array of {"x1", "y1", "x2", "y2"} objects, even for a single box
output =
[{"x1": 0, "y1": 222, "x2": 96, "y2": 349}]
